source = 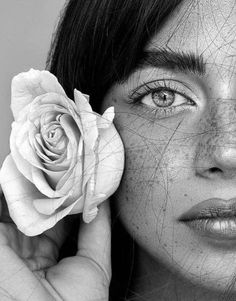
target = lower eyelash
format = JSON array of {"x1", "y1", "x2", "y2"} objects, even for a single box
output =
[
  {"x1": 139, "y1": 102, "x2": 190, "y2": 118},
  {"x1": 128, "y1": 100, "x2": 190, "y2": 121}
]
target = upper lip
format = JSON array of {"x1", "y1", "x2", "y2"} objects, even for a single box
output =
[{"x1": 179, "y1": 198, "x2": 236, "y2": 221}]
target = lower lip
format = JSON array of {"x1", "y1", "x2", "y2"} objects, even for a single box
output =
[{"x1": 184, "y1": 218, "x2": 236, "y2": 240}]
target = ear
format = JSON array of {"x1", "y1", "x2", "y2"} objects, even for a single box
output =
[{"x1": 11, "y1": 69, "x2": 66, "y2": 120}]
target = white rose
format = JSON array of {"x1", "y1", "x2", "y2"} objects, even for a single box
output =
[{"x1": 0, "y1": 69, "x2": 124, "y2": 236}]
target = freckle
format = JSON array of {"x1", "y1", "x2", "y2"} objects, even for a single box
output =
[
  {"x1": 164, "y1": 243, "x2": 167, "y2": 247},
  {"x1": 184, "y1": 154, "x2": 189, "y2": 160},
  {"x1": 184, "y1": 194, "x2": 188, "y2": 197}
]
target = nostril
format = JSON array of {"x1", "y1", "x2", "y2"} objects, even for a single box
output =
[
  {"x1": 208, "y1": 167, "x2": 223, "y2": 174},
  {"x1": 195, "y1": 165, "x2": 225, "y2": 179}
]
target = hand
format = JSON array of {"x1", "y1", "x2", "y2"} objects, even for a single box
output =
[{"x1": 0, "y1": 190, "x2": 111, "y2": 301}]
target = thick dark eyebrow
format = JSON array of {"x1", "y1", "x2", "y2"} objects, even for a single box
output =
[{"x1": 138, "y1": 47, "x2": 206, "y2": 76}]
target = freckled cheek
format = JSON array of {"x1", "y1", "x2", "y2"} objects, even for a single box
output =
[{"x1": 113, "y1": 116, "x2": 194, "y2": 246}]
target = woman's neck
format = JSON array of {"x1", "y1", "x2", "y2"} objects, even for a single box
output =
[{"x1": 129, "y1": 247, "x2": 232, "y2": 301}]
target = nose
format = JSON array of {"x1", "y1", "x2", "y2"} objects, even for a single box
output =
[{"x1": 195, "y1": 100, "x2": 236, "y2": 180}]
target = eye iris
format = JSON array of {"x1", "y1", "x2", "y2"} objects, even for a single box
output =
[{"x1": 152, "y1": 90, "x2": 175, "y2": 107}]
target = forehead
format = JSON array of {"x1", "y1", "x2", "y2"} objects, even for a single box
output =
[{"x1": 147, "y1": 0, "x2": 236, "y2": 73}]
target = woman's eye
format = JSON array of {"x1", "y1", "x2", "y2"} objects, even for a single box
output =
[
  {"x1": 142, "y1": 89, "x2": 188, "y2": 108},
  {"x1": 128, "y1": 80, "x2": 197, "y2": 118}
]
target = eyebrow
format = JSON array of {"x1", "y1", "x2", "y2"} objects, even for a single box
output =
[{"x1": 138, "y1": 47, "x2": 206, "y2": 76}]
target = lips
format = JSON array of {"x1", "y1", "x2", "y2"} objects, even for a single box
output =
[
  {"x1": 179, "y1": 198, "x2": 236, "y2": 240},
  {"x1": 179, "y1": 198, "x2": 236, "y2": 221}
]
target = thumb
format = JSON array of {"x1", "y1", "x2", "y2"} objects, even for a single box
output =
[{"x1": 77, "y1": 200, "x2": 111, "y2": 281}]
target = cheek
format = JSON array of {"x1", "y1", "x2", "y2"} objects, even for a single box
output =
[{"x1": 113, "y1": 111, "x2": 195, "y2": 259}]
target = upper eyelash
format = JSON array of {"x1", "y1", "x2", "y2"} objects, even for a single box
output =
[{"x1": 128, "y1": 79, "x2": 194, "y2": 104}]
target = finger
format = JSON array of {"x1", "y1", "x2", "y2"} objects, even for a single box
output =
[
  {"x1": 0, "y1": 243, "x2": 55, "y2": 301},
  {"x1": 77, "y1": 200, "x2": 111, "y2": 280}
]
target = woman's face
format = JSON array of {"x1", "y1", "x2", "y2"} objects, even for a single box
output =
[{"x1": 102, "y1": 0, "x2": 236, "y2": 293}]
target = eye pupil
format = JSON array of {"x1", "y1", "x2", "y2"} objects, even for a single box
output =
[{"x1": 152, "y1": 90, "x2": 175, "y2": 107}]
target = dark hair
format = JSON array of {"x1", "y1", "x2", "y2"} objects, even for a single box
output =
[
  {"x1": 47, "y1": 0, "x2": 182, "y2": 112},
  {"x1": 47, "y1": 0, "x2": 183, "y2": 299}
]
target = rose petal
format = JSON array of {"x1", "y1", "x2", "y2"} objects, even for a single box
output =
[
  {"x1": 29, "y1": 103, "x2": 68, "y2": 123},
  {"x1": 12, "y1": 118, "x2": 70, "y2": 195},
  {"x1": 33, "y1": 193, "x2": 71, "y2": 215},
  {"x1": 43, "y1": 153, "x2": 70, "y2": 171},
  {"x1": 96, "y1": 106, "x2": 115, "y2": 129},
  {"x1": 82, "y1": 93, "x2": 90, "y2": 102},
  {"x1": 43, "y1": 169, "x2": 66, "y2": 189},
  {"x1": 10, "y1": 124, "x2": 33, "y2": 183},
  {"x1": 31, "y1": 165, "x2": 61, "y2": 198},
  {"x1": 82, "y1": 194, "x2": 106, "y2": 223},
  {"x1": 51, "y1": 114, "x2": 81, "y2": 194},
  {"x1": 82, "y1": 176, "x2": 106, "y2": 222},
  {"x1": 82, "y1": 147, "x2": 97, "y2": 188},
  {"x1": 36, "y1": 136, "x2": 61, "y2": 160},
  {"x1": 34, "y1": 135, "x2": 61, "y2": 163},
  {"x1": 55, "y1": 160, "x2": 81, "y2": 196},
  {"x1": 35, "y1": 128, "x2": 68, "y2": 165},
  {"x1": 58, "y1": 157, "x2": 84, "y2": 196},
  {"x1": 14, "y1": 119, "x2": 51, "y2": 172},
  {"x1": 74, "y1": 89, "x2": 98, "y2": 149},
  {"x1": 32, "y1": 92, "x2": 78, "y2": 114},
  {"x1": 41, "y1": 111, "x2": 58, "y2": 124},
  {"x1": 0, "y1": 155, "x2": 84, "y2": 236},
  {"x1": 55, "y1": 137, "x2": 83, "y2": 191},
  {"x1": 95, "y1": 123, "x2": 124, "y2": 197},
  {"x1": 82, "y1": 122, "x2": 124, "y2": 222},
  {"x1": 11, "y1": 69, "x2": 66, "y2": 121}
]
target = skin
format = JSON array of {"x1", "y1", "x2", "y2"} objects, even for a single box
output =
[
  {"x1": 0, "y1": 193, "x2": 111, "y2": 301},
  {"x1": 101, "y1": 0, "x2": 236, "y2": 299}
]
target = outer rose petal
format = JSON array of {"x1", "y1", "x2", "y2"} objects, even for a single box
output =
[
  {"x1": 82, "y1": 121, "x2": 124, "y2": 222},
  {"x1": 95, "y1": 123, "x2": 124, "y2": 196},
  {"x1": 97, "y1": 107, "x2": 115, "y2": 129},
  {"x1": 0, "y1": 155, "x2": 80, "y2": 236},
  {"x1": 74, "y1": 89, "x2": 98, "y2": 150},
  {"x1": 11, "y1": 69, "x2": 66, "y2": 121}
]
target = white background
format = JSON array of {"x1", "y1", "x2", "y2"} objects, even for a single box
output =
[{"x1": 0, "y1": 0, "x2": 65, "y2": 164}]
